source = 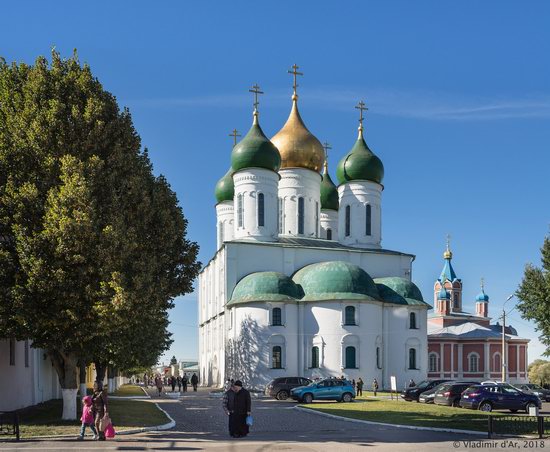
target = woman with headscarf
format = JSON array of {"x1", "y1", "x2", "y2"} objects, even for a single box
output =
[{"x1": 92, "y1": 381, "x2": 108, "y2": 441}]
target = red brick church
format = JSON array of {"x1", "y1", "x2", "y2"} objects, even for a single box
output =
[{"x1": 427, "y1": 243, "x2": 529, "y2": 384}]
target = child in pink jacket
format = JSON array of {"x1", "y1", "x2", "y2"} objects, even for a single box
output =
[{"x1": 77, "y1": 395, "x2": 98, "y2": 440}]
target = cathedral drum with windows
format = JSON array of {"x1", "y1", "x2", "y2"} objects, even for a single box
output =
[{"x1": 199, "y1": 68, "x2": 431, "y2": 389}]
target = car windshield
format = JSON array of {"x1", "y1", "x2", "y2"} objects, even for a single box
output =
[
  {"x1": 437, "y1": 384, "x2": 452, "y2": 392},
  {"x1": 416, "y1": 380, "x2": 431, "y2": 389}
]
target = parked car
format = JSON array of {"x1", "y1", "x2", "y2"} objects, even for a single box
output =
[
  {"x1": 291, "y1": 378, "x2": 356, "y2": 403},
  {"x1": 401, "y1": 379, "x2": 450, "y2": 402},
  {"x1": 516, "y1": 383, "x2": 550, "y2": 402},
  {"x1": 265, "y1": 377, "x2": 312, "y2": 400},
  {"x1": 418, "y1": 383, "x2": 448, "y2": 404},
  {"x1": 459, "y1": 384, "x2": 541, "y2": 413},
  {"x1": 434, "y1": 381, "x2": 479, "y2": 407}
]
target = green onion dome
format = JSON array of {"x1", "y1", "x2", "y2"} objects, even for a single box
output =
[
  {"x1": 374, "y1": 277, "x2": 430, "y2": 307},
  {"x1": 231, "y1": 113, "x2": 281, "y2": 172},
  {"x1": 292, "y1": 261, "x2": 380, "y2": 301},
  {"x1": 336, "y1": 128, "x2": 384, "y2": 185},
  {"x1": 320, "y1": 161, "x2": 339, "y2": 211},
  {"x1": 228, "y1": 271, "x2": 300, "y2": 306},
  {"x1": 214, "y1": 167, "x2": 234, "y2": 203}
]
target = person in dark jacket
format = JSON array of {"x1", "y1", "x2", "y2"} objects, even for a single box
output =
[
  {"x1": 191, "y1": 373, "x2": 199, "y2": 391},
  {"x1": 171, "y1": 376, "x2": 176, "y2": 392},
  {"x1": 222, "y1": 380, "x2": 251, "y2": 438}
]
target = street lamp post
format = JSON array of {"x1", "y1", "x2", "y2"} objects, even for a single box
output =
[{"x1": 501, "y1": 294, "x2": 514, "y2": 383}]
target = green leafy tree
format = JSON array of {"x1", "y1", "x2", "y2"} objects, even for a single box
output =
[
  {"x1": 528, "y1": 359, "x2": 550, "y2": 386},
  {"x1": 517, "y1": 237, "x2": 550, "y2": 355},
  {"x1": 0, "y1": 51, "x2": 200, "y2": 419}
]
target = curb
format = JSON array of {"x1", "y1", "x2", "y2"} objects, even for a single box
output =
[{"x1": 295, "y1": 406, "x2": 487, "y2": 436}]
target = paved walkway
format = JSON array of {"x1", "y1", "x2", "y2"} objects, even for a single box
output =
[{"x1": 0, "y1": 387, "x2": 530, "y2": 451}]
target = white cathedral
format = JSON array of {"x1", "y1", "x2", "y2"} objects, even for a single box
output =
[{"x1": 198, "y1": 69, "x2": 430, "y2": 390}]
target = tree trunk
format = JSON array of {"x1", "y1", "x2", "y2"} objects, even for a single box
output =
[
  {"x1": 94, "y1": 361, "x2": 107, "y2": 386},
  {"x1": 48, "y1": 349, "x2": 78, "y2": 420},
  {"x1": 79, "y1": 361, "x2": 87, "y2": 396}
]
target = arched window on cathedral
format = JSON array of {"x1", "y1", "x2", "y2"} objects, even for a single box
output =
[
  {"x1": 429, "y1": 352, "x2": 439, "y2": 372},
  {"x1": 237, "y1": 194, "x2": 243, "y2": 228},
  {"x1": 272, "y1": 307, "x2": 282, "y2": 326},
  {"x1": 326, "y1": 228, "x2": 332, "y2": 240},
  {"x1": 272, "y1": 346, "x2": 282, "y2": 369},
  {"x1": 345, "y1": 346, "x2": 356, "y2": 369},
  {"x1": 344, "y1": 306, "x2": 356, "y2": 325},
  {"x1": 278, "y1": 198, "x2": 284, "y2": 233},
  {"x1": 345, "y1": 205, "x2": 351, "y2": 237},
  {"x1": 376, "y1": 346, "x2": 381, "y2": 369},
  {"x1": 258, "y1": 193, "x2": 265, "y2": 227},
  {"x1": 492, "y1": 353, "x2": 501, "y2": 373},
  {"x1": 468, "y1": 352, "x2": 480, "y2": 373},
  {"x1": 298, "y1": 197, "x2": 305, "y2": 234},
  {"x1": 365, "y1": 204, "x2": 372, "y2": 236},
  {"x1": 311, "y1": 346, "x2": 319, "y2": 368},
  {"x1": 409, "y1": 312, "x2": 417, "y2": 329},
  {"x1": 408, "y1": 348, "x2": 417, "y2": 370}
]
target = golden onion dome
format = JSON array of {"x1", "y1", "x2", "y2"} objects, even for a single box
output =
[{"x1": 271, "y1": 95, "x2": 325, "y2": 172}]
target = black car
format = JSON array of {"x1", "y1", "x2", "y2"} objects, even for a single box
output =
[
  {"x1": 434, "y1": 381, "x2": 480, "y2": 407},
  {"x1": 265, "y1": 377, "x2": 312, "y2": 400},
  {"x1": 516, "y1": 384, "x2": 550, "y2": 402},
  {"x1": 401, "y1": 379, "x2": 450, "y2": 402},
  {"x1": 460, "y1": 384, "x2": 541, "y2": 413},
  {"x1": 418, "y1": 383, "x2": 448, "y2": 404}
]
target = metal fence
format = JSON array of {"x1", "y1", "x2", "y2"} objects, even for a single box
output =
[
  {"x1": 0, "y1": 411, "x2": 20, "y2": 441},
  {"x1": 488, "y1": 415, "x2": 546, "y2": 439}
]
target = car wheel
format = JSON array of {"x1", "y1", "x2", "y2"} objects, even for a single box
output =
[
  {"x1": 342, "y1": 392, "x2": 353, "y2": 403},
  {"x1": 479, "y1": 402, "x2": 493, "y2": 412},
  {"x1": 303, "y1": 393, "x2": 313, "y2": 404},
  {"x1": 525, "y1": 402, "x2": 537, "y2": 414},
  {"x1": 277, "y1": 390, "x2": 289, "y2": 401}
]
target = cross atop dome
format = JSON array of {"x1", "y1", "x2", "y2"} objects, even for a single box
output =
[
  {"x1": 288, "y1": 64, "x2": 303, "y2": 99},
  {"x1": 322, "y1": 141, "x2": 331, "y2": 172},
  {"x1": 229, "y1": 129, "x2": 241, "y2": 147},
  {"x1": 444, "y1": 234, "x2": 453, "y2": 259},
  {"x1": 249, "y1": 83, "x2": 264, "y2": 117},
  {"x1": 355, "y1": 100, "x2": 368, "y2": 135}
]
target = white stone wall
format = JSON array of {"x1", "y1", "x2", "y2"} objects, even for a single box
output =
[
  {"x1": 233, "y1": 168, "x2": 279, "y2": 242},
  {"x1": 216, "y1": 201, "x2": 234, "y2": 249},
  {"x1": 278, "y1": 168, "x2": 322, "y2": 238},
  {"x1": 338, "y1": 181, "x2": 382, "y2": 248},
  {"x1": 320, "y1": 209, "x2": 338, "y2": 240}
]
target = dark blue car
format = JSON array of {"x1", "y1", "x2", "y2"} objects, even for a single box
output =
[{"x1": 460, "y1": 384, "x2": 541, "y2": 413}]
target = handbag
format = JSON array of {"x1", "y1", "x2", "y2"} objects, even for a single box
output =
[
  {"x1": 99, "y1": 414, "x2": 111, "y2": 432},
  {"x1": 246, "y1": 415, "x2": 253, "y2": 426},
  {"x1": 104, "y1": 423, "x2": 116, "y2": 438}
]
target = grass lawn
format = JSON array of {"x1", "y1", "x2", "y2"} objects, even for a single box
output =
[
  {"x1": 17, "y1": 398, "x2": 169, "y2": 438},
  {"x1": 111, "y1": 384, "x2": 146, "y2": 397},
  {"x1": 301, "y1": 397, "x2": 503, "y2": 432}
]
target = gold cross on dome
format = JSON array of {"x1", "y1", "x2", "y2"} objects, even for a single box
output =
[
  {"x1": 249, "y1": 84, "x2": 264, "y2": 111},
  {"x1": 288, "y1": 64, "x2": 303, "y2": 95},
  {"x1": 355, "y1": 100, "x2": 368, "y2": 128},
  {"x1": 229, "y1": 129, "x2": 241, "y2": 146},
  {"x1": 446, "y1": 234, "x2": 451, "y2": 251},
  {"x1": 322, "y1": 141, "x2": 332, "y2": 159}
]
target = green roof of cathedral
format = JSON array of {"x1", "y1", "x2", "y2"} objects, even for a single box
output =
[
  {"x1": 228, "y1": 271, "x2": 300, "y2": 306},
  {"x1": 336, "y1": 130, "x2": 384, "y2": 185},
  {"x1": 231, "y1": 113, "x2": 281, "y2": 173},
  {"x1": 214, "y1": 167, "x2": 234, "y2": 203},
  {"x1": 292, "y1": 261, "x2": 380, "y2": 301},
  {"x1": 320, "y1": 164, "x2": 339, "y2": 211},
  {"x1": 374, "y1": 277, "x2": 431, "y2": 307}
]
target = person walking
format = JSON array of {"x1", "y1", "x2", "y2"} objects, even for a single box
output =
[
  {"x1": 171, "y1": 376, "x2": 176, "y2": 392},
  {"x1": 92, "y1": 382, "x2": 108, "y2": 441},
  {"x1": 191, "y1": 373, "x2": 199, "y2": 391},
  {"x1": 155, "y1": 375, "x2": 163, "y2": 396},
  {"x1": 177, "y1": 375, "x2": 182, "y2": 392},
  {"x1": 356, "y1": 378, "x2": 364, "y2": 396},
  {"x1": 372, "y1": 378, "x2": 379, "y2": 397},
  {"x1": 223, "y1": 380, "x2": 251, "y2": 438},
  {"x1": 143, "y1": 373, "x2": 148, "y2": 388},
  {"x1": 182, "y1": 373, "x2": 188, "y2": 392}
]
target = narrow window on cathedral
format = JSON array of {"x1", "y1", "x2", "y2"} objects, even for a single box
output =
[
  {"x1": 365, "y1": 204, "x2": 372, "y2": 236},
  {"x1": 429, "y1": 352, "x2": 438, "y2": 372},
  {"x1": 376, "y1": 346, "x2": 381, "y2": 369},
  {"x1": 272, "y1": 346, "x2": 282, "y2": 369},
  {"x1": 298, "y1": 197, "x2": 305, "y2": 234},
  {"x1": 453, "y1": 292, "x2": 459, "y2": 309},
  {"x1": 344, "y1": 306, "x2": 356, "y2": 325},
  {"x1": 237, "y1": 194, "x2": 243, "y2": 228},
  {"x1": 272, "y1": 307, "x2": 282, "y2": 326},
  {"x1": 258, "y1": 193, "x2": 265, "y2": 227},
  {"x1": 311, "y1": 346, "x2": 319, "y2": 368},
  {"x1": 409, "y1": 312, "x2": 417, "y2": 329},
  {"x1": 278, "y1": 198, "x2": 283, "y2": 233},
  {"x1": 326, "y1": 228, "x2": 332, "y2": 240},
  {"x1": 315, "y1": 201, "x2": 319, "y2": 237},
  {"x1": 24, "y1": 340, "x2": 29, "y2": 368},
  {"x1": 345, "y1": 346, "x2": 356, "y2": 368},
  {"x1": 408, "y1": 348, "x2": 417, "y2": 370},
  {"x1": 219, "y1": 222, "x2": 224, "y2": 244},
  {"x1": 345, "y1": 205, "x2": 351, "y2": 237},
  {"x1": 492, "y1": 353, "x2": 501, "y2": 373},
  {"x1": 9, "y1": 338, "x2": 15, "y2": 366},
  {"x1": 468, "y1": 353, "x2": 479, "y2": 373}
]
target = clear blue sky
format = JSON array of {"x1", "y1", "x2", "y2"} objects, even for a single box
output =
[{"x1": 3, "y1": 1, "x2": 549, "y2": 364}]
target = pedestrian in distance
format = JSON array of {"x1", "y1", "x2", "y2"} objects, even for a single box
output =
[
  {"x1": 223, "y1": 380, "x2": 251, "y2": 438},
  {"x1": 171, "y1": 376, "x2": 176, "y2": 392},
  {"x1": 372, "y1": 378, "x2": 379, "y2": 397},
  {"x1": 155, "y1": 376, "x2": 163, "y2": 397},
  {"x1": 352, "y1": 379, "x2": 356, "y2": 389},
  {"x1": 408, "y1": 379, "x2": 416, "y2": 388},
  {"x1": 356, "y1": 378, "x2": 364, "y2": 396},
  {"x1": 77, "y1": 396, "x2": 98, "y2": 440},
  {"x1": 92, "y1": 382, "x2": 108, "y2": 441},
  {"x1": 191, "y1": 373, "x2": 199, "y2": 391},
  {"x1": 177, "y1": 375, "x2": 182, "y2": 392},
  {"x1": 143, "y1": 373, "x2": 148, "y2": 388},
  {"x1": 182, "y1": 373, "x2": 188, "y2": 392}
]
